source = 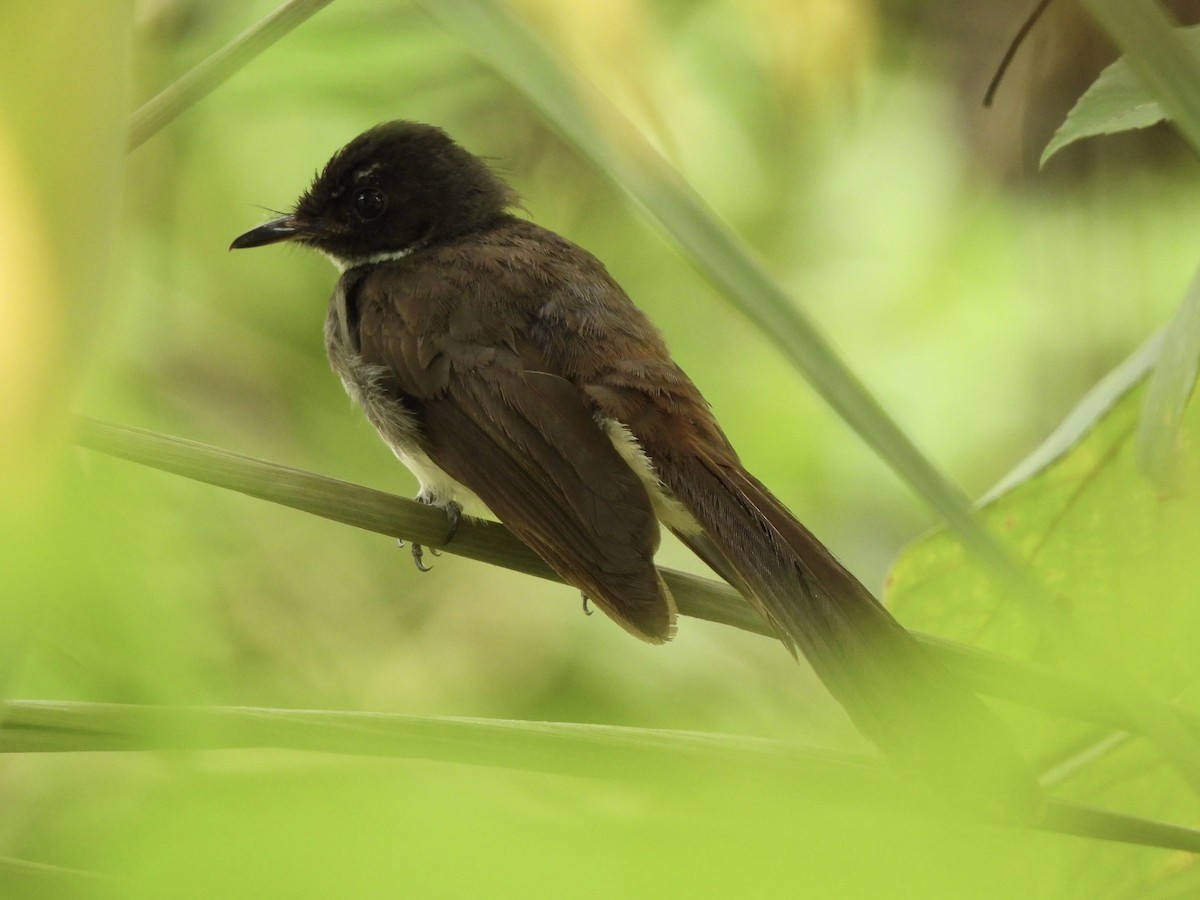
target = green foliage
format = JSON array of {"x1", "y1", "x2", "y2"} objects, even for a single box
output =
[
  {"x1": 1042, "y1": 24, "x2": 1200, "y2": 166},
  {"x1": 1040, "y1": 48, "x2": 1174, "y2": 167},
  {"x1": 1079, "y1": 0, "x2": 1200, "y2": 158},
  {"x1": 889, "y1": 343, "x2": 1200, "y2": 691}
]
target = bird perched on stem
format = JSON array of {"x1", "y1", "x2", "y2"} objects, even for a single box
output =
[{"x1": 232, "y1": 121, "x2": 1038, "y2": 811}]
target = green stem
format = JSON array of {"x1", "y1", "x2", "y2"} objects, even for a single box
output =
[
  {"x1": 127, "y1": 0, "x2": 335, "y2": 150},
  {"x1": 5, "y1": 700, "x2": 1200, "y2": 853}
]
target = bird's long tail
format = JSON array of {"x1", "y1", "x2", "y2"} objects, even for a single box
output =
[{"x1": 667, "y1": 449, "x2": 1040, "y2": 810}]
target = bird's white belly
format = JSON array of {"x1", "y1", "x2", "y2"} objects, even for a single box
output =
[{"x1": 390, "y1": 443, "x2": 492, "y2": 517}]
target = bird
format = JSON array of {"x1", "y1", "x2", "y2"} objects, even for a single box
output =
[{"x1": 231, "y1": 120, "x2": 1038, "y2": 808}]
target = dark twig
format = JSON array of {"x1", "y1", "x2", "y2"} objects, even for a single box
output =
[{"x1": 984, "y1": 0, "x2": 1057, "y2": 107}]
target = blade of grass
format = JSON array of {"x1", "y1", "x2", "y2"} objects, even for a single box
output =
[
  {"x1": 981, "y1": 330, "x2": 1162, "y2": 504},
  {"x1": 0, "y1": 856, "x2": 112, "y2": 896},
  {"x1": 127, "y1": 0, "x2": 335, "y2": 150},
  {"x1": 72, "y1": 417, "x2": 1200, "y2": 744},
  {"x1": 5, "y1": 700, "x2": 1200, "y2": 854},
  {"x1": 1137, "y1": 265, "x2": 1200, "y2": 488},
  {"x1": 1037, "y1": 731, "x2": 1133, "y2": 790}
]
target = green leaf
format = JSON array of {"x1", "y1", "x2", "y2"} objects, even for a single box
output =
[
  {"x1": 1045, "y1": 11, "x2": 1200, "y2": 167},
  {"x1": 1041, "y1": 49, "x2": 1171, "y2": 167},
  {"x1": 888, "y1": 349, "x2": 1200, "y2": 694},
  {"x1": 1081, "y1": 0, "x2": 1200, "y2": 156},
  {"x1": 888, "y1": 348, "x2": 1200, "y2": 815}
]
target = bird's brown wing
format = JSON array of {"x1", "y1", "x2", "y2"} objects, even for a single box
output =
[{"x1": 355, "y1": 281, "x2": 676, "y2": 643}]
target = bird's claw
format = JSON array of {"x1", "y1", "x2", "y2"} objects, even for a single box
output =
[
  {"x1": 412, "y1": 542, "x2": 433, "y2": 572},
  {"x1": 402, "y1": 500, "x2": 463, "y2": 572},
  {"x1": 581, "y1": 592, "x2": 594, "y2": 616}
]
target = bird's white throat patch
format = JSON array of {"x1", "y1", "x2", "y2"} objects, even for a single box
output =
[{"x1": 322, "y1": 245, "x2": 416, "y2": 274}]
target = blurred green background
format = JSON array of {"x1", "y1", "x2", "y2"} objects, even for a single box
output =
[{"x1": 4, "y1": 0, "x2": 1200, "y2": 896}]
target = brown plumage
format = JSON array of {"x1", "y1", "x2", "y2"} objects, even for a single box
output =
[{"x1": 232, "y1": 121, "x2": 1039, "y2": 808}]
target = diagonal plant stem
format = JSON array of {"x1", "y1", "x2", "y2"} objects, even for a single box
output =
[
  {"x1": 127, "y1": 0, "x2": 334, "y2": 150},
  {"x1": 72, "y1": 417, "x2": 1200, "y2": 743},
  {"x1": 1136, "y1": 229, "x2": 1200, "y2": 488},
  {"x1": 5, "y1": 700, "x2": 1200, "y2": 854}
]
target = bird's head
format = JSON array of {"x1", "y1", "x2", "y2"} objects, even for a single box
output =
[{"x1": 230, "y1": 120, "x2": 516, "y2": 270}]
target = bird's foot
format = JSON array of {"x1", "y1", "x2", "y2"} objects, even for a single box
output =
[
  {"x1": 581, "y1": 592, "x2": 594, "y2": 616},
  {"x1": 441, "y1": 500, "x2": 463, "y2": 544},
  {"x1": 404, "y1": 500, "x2": 463, "y2": 572}
]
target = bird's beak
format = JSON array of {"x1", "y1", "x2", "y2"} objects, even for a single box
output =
[{"x1": 229, "y1": 215, "x2": 308, "y2": 250}]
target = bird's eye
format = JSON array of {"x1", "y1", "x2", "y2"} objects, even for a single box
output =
[{"x1": 353, "y1": 187, "x2": 386, "y2": 221}]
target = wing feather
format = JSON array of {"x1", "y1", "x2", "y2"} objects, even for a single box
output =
[{"x1": 357, "y1": 285, "x2": 676, "y2": 642}]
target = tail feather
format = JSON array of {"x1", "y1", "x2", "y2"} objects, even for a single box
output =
[{"x1": 668, "y1": 450, "x2": 1040, "y2": 810}]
